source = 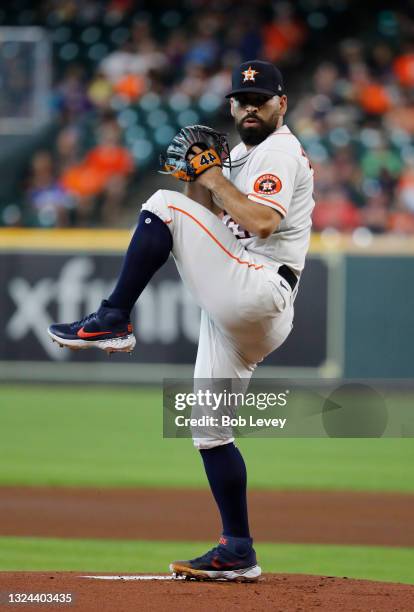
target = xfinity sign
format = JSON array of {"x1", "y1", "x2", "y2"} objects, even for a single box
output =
[
  {"x1": 1, "y1": 254, "x2": 200, "y2": 363},
  {"x1": 0, "y1": 252, "x2": 328, "y2": 369}
]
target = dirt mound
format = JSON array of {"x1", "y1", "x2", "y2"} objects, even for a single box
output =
[{"x1": 0, "y1": 572, "x2": 413, "y2": 611}]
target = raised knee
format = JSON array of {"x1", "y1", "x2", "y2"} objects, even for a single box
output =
[
  {"x1": 153, "y1": 189, "x2": 166, "y2": 199},
  {"x1": 142, "y1": 189, "x2": 175, "y2": 223}
]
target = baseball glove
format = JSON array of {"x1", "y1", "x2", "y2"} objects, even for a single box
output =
[{"x1": 159, "y1": 125, "x2": 229, "y2": 182}]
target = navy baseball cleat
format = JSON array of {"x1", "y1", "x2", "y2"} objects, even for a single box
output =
[
  {"x1": 47, "y1": 300, "x2": 136, "y2": 354},
  {"x1": 170, "y1": 535, "x2": 261, "y2": 582}
]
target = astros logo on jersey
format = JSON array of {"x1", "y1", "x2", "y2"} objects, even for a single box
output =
[
  {"x1": 242, "y1": 66, "x2": 259, "y2": 82},
  {"x1": 254, "y1": 174, "x2": 282, "y2": 195}
]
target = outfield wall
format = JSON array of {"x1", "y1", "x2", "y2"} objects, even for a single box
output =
[{"x1": 0, "y1": 230, "x2": 413, "y2": 382}]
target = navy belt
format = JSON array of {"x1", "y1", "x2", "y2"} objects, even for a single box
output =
[{"x1": 278, "y1": 265, "x2": 298, "y2": 291}]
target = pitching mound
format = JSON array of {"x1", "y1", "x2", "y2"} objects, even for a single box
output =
[{"x1": 0, "y1": 572, "x2": 413, "y2": 611}]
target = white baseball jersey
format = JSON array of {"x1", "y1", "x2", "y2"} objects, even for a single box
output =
[
  {"x1": 220, "y1": 124, "x2": 314, "y2": 275},
  {"x1": 142, "y1": 125, "x2": 314, "y2": 447}
]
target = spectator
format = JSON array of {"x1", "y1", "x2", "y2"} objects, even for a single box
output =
[
  {"x1": 262, "y1": 2, "x2": 307, "y2": 63},
  {"x1": 358, "y1": 81, "x2": 392, "y2": 116},
  {"x1": 55, "y1": 127, "x2": 81, "y2": 174},
  {"x1": 175, "y1": 63, "x2": 209, "y2": 98},
  {"x1": 388, "y1": 211, "x2": 414, "y2": 234},
  {"x1": 25, "y1": 151, "x2": 74, "y2": 227},
  {"x1": 164, "y1": 30, "x2": 189, "y2": 72},
  {"x1": 88, "y1": 71, "x2": 113, "y2": 109},
  {"x1": 207, "y1": 64, "x2": 232, "y2": 98},
  {"x1": 312, "y1": 188, "x2": 362, "y2": 232},
  {"x1": 369, "y1": 43, "x2": 394, "y2": 82},
  {"x1": 397, "y1": 158, "x2": 414, "y2": 213},
  {"x1": 100, "y1": 41, "x2": 142, "y2": 84},
  {"x1": 185, "y1": 30, "x2": 219, "y2": 68},
  {"x1": 114, "y1": 73, "x2": 146, "y2": 102},
  {"x1": 386, "y1": 94, "x2": 414, "y2": 134},
  {"x1": 393, "y1": 46, "x2": 414, "y2": 88},
  {"x1": 361, "y1": 143, "x2": 402, "y2": 180},
  {"x1": 85, "y1": 116, "x2": 133, "y2": 178},
  {"x1": 360, "y1": 193, "x2": 390, "y2": 233},
  {"x1": 61, "y1": 115, "x2": 134, "y2": 226},
  {"x1": 54, "y1": 65, "x2": 92, "y2": 121}
]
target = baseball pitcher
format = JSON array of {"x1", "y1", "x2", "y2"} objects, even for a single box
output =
[{"x1": 48, "y1": 60, "x2": 315, "y2": 582}]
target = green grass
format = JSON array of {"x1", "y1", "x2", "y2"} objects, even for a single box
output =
[
  {"x1": 0, "y1": 385, "x2": 413, "y2": 491},
  {"x1": 0, "y1": 537, "x2": 413, "y2": 585}
]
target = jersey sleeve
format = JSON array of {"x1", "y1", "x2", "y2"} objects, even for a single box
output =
[{"x1": 246, "y1": 150, "x2": 298, "y2": 219}]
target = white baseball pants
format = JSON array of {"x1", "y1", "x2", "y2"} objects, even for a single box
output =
[{"x1": 142, "y1": 189, "x2": 294, "y2": 447}]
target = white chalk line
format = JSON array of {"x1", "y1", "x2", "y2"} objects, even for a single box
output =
[{"x1": 81, "y1": 575, "x2": 183, "y2": 581}]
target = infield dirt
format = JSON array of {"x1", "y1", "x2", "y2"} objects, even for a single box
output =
[
  {"x1": 1, "y1": 486, "x2": 413, "y2": 547},
  {"x1": 1, "y1": 487, "x2": 414, "y2": 610},
  {"x1": 0, "y1": 572, "x2": 413, "y2": 611}
]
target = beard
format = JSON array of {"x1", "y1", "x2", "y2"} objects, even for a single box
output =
[{"x1": 236, "y1": 115, "x2": 278, "y2": 146}]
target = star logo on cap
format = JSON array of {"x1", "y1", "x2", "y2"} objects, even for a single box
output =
[{"x1": 242, "y1": 66, "x2": 259, "y2": 82}]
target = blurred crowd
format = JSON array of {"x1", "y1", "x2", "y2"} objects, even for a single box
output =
[
  {"x1": 3, "y1": 0, "x2": 310, "y2": 227},
  {"x1": 290, "y1": 32, "x2": 414, "y2": 236},
  {"x1": 25, "y1": 114, "x2": 133, "y2": 227},
  {"x1": 1, "y1": 0, "x2": 414, "y2": 235}
]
